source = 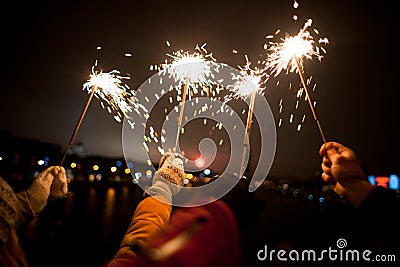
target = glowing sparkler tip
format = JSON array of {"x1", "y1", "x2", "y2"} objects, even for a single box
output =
[
  {"x1": 82, "y1": 64, "x2": 140, "y2": 125},
  {"x1": 226, "y1": 55, "x2": 267, "y2": 101},
  {"x1": 263, "y1": 19, "x2": 329, "y2": 78},
  {"x1": 158, "y1": 44, "x2": 221, "y2": 98}
]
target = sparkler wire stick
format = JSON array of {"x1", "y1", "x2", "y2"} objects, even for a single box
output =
[
  {"x1": 239, "y1": 90, "x2": 256, "y2": 176},
  {"x1": 293, "y1": 55, "x2": 327, "y2": 144},
  {"x1": 174, "y1": 75, "x2": 190, "y2": 150},
  {"x1": 60, "y1": 85, "x2": 97, "y2": 165},
  {"x1": 245, "y1": 91, "x2": 256, "y2": 138}
]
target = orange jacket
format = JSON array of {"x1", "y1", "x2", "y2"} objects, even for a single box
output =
[
  {"x1": 107, "y1": 196, "x2": 172, "y2": 266},
  {"x1": 107, "y1": 195, "x2": 241, "y2": 267}
]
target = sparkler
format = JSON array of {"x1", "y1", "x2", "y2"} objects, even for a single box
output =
[
  {"x1": 227, "y1": 56, "x2": 266, "y2": 177},
  {"x1": 158, "y1": 43, "x2": 221, "y2": 150},
  {"x1": 60, "y1": 62, "x2": 136, "y2": 165},
  {"x1": 263, "y1": 18, "x2": 329, "y2": 143}
]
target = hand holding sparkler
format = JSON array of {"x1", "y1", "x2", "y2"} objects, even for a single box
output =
[{"x1": 25, "y1": 166, "x2": 69, "y2": 214}]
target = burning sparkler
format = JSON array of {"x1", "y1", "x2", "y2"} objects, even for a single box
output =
[
  {"x1": 158, "y1": 43, "x2": 221, "y2": 150},
  {"x1": 226, "y1": 55, "x2": 266, "y2": 101},
  {"x1": 60, "y1": 62, "x2": 137, "y2": 165},
  {"x1": 227, "y1": 55, "x2": 267, "y2": 177},
  {"x1": 263, "y1": 18, "x2": 329, "y2": 143}
]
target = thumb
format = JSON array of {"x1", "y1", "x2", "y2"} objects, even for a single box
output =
[
  {"x1": 323, "y1": 142, "x2": 339, "y2": 160},
  {"x1": 50, "y1": 166, "x2": 68, "y2": 199},
  {"x1": 35, "y1": 166, "x2": 61, "y2": 187}
]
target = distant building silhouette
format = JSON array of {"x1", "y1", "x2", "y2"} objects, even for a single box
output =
[
  {"x1": 0, "y1": 128, "x2": 156, "y2": 187},
  {"x1": 69, "y1": 141, "x2": 88, "y2": 158},
  {"x1": 0, "y1": 128, "x2": 62, "y2": 190}
]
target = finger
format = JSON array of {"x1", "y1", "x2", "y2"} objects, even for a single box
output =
[
  {"x1": 49, "y1": 166, "x2": 62, "y2": 176},
  {"x1": 58, "y1": 166, "x2": 66, "y2": 174},
  {"x1": 50, "y1": 171, "x2": 69, "y2": 197},
  {"x1": 324, "y1": 143, "x2": 342, "y2": 161},
  {"x1": 159, "y1": 153, "x2": 170, "y2": 168},
  {"x1": 321, "y1": 161, "x2": 331, "y2": 175},
  {"x1": 37, "y1": 166, "x2": 58, "y2": 182},
  {"x1": 319, "y1": 142, "x2": 329, "y2": 156},
  {"x1": 55, "y1": 170, "x2": 67, "y2": 182},
  {"x1": 322, "y1": 156, "x2": 331, "y2": 167},
  {"x1": 53, "y1": 167, "x2": 67, "y2": 185},
  {"x1": 171, "y1": 158, "x2": 184, "y2": 170},
  {"x1": 45, "y1": 166, "x2": 58, "y2": 174},
  {"x1": 319, "y1": 141, "x2": 337, "y2": 155},
  {"x1": 321, "y1": 172, "x2": 336, "y2": 185}
]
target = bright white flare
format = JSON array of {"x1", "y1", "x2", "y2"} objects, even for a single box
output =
[
  {"x1": 226, "y1": 55, "x2": 267, "y2": 101},
  {"x1": 82, "y1": 64, "x2": 138, "y2": 127},
  {"x1": 159, "y1": 43, "x2": 221, "y2": 96},
  {"x1": 263, "y1": 19, "x2": 329, "y2": 77}
]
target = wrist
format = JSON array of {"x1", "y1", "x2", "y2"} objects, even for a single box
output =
[
  {"x1": 342, "y1": 181, "x2": 375, "y2": 207},
  {"x1": 146, "y1": 171, "x2": 183, "y2": 204}
]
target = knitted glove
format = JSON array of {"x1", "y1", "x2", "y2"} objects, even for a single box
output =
[
  {"x1": 26, "y1": 166, "x2": 62, "y2": 215},
  {"x1": 0, "y1": 177, "x2": 18, "y2": 246},
  {"x1": 146, "y1": 152, "x2": 185, "y2": 203},
  {"x1": 48, "y1": 166, "x2": 69, "y2": 202}
]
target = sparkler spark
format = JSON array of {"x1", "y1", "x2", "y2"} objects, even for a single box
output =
[
  {"x1": 159, "y1": 43, "x2": 221, "y2": 96},
  {"x1": 226, "y1": 55, "x2": 267, "y2": 101},
  {"x1": 82, "y1": 63, "x2": 138, "y2": 125},
  {"x1": 263, "y1": 19, "x2": 328, "y2": 77}
]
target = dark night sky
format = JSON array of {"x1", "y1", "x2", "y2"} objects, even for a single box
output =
[{"x1": 1, "y1": 0, "x2": 398, "y2": 179}]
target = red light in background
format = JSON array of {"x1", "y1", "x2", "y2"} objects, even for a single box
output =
[
  {"x1": 195, "y1": 157, "x2": 205, "y2": 168},
  {"x1": 375, "y1": 177, "x2": 390, "y2": 188}
]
